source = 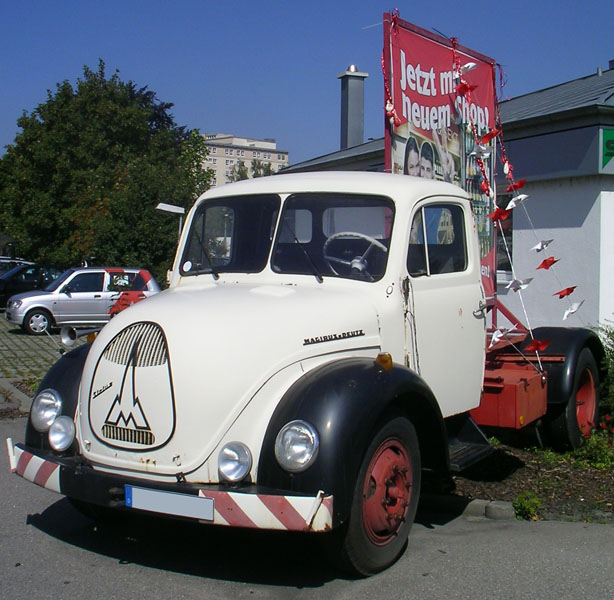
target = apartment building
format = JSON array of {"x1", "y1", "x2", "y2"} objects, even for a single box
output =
[{"x1": 203, "y1": 133, "x2": 289, "y2": 186}]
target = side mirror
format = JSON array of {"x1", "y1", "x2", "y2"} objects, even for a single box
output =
[{"x1": 61, "y1": 285, "x2": 72, "y2": 296}]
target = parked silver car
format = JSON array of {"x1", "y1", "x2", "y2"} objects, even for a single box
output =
[{"x1": 5, "y1": 267, "x2": 160, "y2": 335}]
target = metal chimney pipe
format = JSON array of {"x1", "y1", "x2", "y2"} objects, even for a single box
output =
[{"x1": 337, "y1": 65, "x2": 368, "y2": 150}]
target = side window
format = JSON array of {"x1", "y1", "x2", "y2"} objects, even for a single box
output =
[
  {"x1": 68, "y1": 272, "x2": 105, "y2": 292},
  {"x1": 407, "y1": 204, "x2": 467, "y2": 276}
]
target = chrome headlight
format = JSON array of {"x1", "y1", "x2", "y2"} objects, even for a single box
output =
[
  {"x1": 48, "y1": 416, "x2": 75, "y2": 451},
  {"x1": 30, "y1": 389, "x2": 62, "y2": 432},
  {"x1": 275, "y1": 420, "x2": 319, "y2": 473},
  {"x1": 218, "y1": 442, "x2": 252, "y2": 482},
  {"x1": 8, "y1": 299, "x2": 22, "y2": 309}
]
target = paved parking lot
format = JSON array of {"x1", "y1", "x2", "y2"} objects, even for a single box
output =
[{"x1": 0, "y1": 312, "x2": 85, "y2": 411}]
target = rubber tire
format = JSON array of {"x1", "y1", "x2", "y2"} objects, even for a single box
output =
[
  {"x1": 548, "y1": 348, "x2": 600, "y2": 450},
  {"x1": 22, "y1": 308, "x2": 54, "y2": 335},
  {"x1": 337, "y1": 416, "x2": 421, "y2": 576}
]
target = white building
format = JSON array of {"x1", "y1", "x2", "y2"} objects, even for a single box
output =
[{"x1": 203, "y1": 133, "x2": 289, "y2": 187}]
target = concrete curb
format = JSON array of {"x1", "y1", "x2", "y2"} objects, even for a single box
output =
[
  {"x1": 420, "y1": 493, "x2": 516, "y2": 520},
  {"x1": 0, "y1": 378, "x2": 33, "y2": 413}
]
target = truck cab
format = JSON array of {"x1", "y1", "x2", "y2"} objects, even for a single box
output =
[{"x1": 7, "y1": 172, "x2": 602, "y2": 575}]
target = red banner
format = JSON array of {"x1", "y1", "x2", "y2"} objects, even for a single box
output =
[{"x1": 383, "y1": 13, "x2": 498, "y2": 298}]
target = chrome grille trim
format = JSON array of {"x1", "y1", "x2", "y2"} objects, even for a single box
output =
[{"x1": 103, "y1": 322, "x2": 167, "y2": 367}]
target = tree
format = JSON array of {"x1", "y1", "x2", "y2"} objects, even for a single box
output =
[
  {"x1": 251, "y1": 159, "x2": 275, "y2": 178},
  {"x1": 0, "y1": 60, "x2": 212, "y2": 283},
  {"x1": 228, "y1": 160, "x2": 249, "y2": 182}
]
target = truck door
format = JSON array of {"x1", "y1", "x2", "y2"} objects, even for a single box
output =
[{"x1": 404, "y1": 200, "x2": 486, "y2": 417}]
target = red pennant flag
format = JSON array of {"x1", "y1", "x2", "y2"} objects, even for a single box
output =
[
  {"x1": 455, "y1": 82, "x2": 478, "y2": 96},
  {"x1": 505, "y1": 178, "x2": 526, "y2": 192},
  {"x1": 553, "y1": 286, "x2": 576, "y2": 299},
  {"x1": 525, "y1": 339, "x2": 551, "y2": 353},
  {"x1": 537, "y1": 256, "x2": 559, "y2": 270},
  {"x1": 480, "y1": 129, "x2": 501, "y2": 145},
  {"x1": 479, "y1": 180, "x2": 490, "y2": 193},
  {"x1": 488, "y1": 207, "x2": 512, "y2": 222}
]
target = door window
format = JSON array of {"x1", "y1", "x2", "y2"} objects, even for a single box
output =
[
  {"x1": 67, "y1": 272, "x2": 105, "y2": 292},
  {"x1": 407, "y1": 204, "x2": 467, "y2": 276}
]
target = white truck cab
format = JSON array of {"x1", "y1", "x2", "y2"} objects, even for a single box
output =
[{"x1": 7, "y1": 172, "x2": 603, "y2": 575}]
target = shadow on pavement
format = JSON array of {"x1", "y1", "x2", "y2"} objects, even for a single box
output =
[{"x1": 27, "y1": 497, "x2": 342, "y2": 586}]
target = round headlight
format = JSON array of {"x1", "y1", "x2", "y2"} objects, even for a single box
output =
[
  {"x1": 275, "y1": 420, "x2": 319, "y2": 473},
  {"x1": 48, "y1": 416, "x2": 75, "y2": 452},
  {"x1": 31, "y1": 389, "x2": 62, "y2": 432},
  {"x1": 218, "y1": 442, "x2": 252, "y2": 482}
]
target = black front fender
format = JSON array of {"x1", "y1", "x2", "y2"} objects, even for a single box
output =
[
  {"x1": 257, "y1": 357, "x2": 449, "y2": 526},
  {"x1": 25, "y1": 343, "x2": 91, "y2": 450}
]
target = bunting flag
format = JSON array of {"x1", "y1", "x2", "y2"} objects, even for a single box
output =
[
  {"x1": 553, "y1": 286, "x2": 576, "y2": 299},
  {"x1": 507, "y1": 277, "x2": 533, "y2": 292},
  {"x1": 480, "y1": 129, "x2": 501, "y2": 145},
  {"x1": 455, "y1": 82, "x2": 478, "y2": 96},
  {"x1": 507, "y1": 193, "x2": 528, "y2": 209},
  {"x1": 563, "y1": 301, "x2": 584, "y2": 320},
  {"x1": 525, "y1": 339, "x2": 551, "y2": 353},
  {"x1": 488, "y1": 325, "x2": 517, "y2": 349},
  {"x1": 532, "y1": 239, "x2": 554, "y2": 252},
  {"x1": 505, "y1": 178, "x2": 526, "y2": 192},
  {"x1": 488, "y1": 206, "x2": 512, "y2": 222},
  {"x1": 537, "y1": 256, "x2": 559, "y2": 270}
]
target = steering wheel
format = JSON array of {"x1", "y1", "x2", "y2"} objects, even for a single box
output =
[{"x1": 323, "y1": 231, "x2": 388, "y2": 280}]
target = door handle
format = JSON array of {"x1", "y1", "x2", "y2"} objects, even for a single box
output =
[{"x1": 473, "y1": 301, "x2": 487, "y2": 317}]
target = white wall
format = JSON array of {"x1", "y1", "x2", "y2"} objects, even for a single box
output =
[
  {"x1": 599, "y1": 191, "x2": 614, "y2": 325},
  {"x1": 496, "y1": 176, "x2": 603, "y2": 329}
]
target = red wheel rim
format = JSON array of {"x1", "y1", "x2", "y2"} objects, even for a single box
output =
[
  {"x1": 361, "y1": 438, "x2": 412, "y2": 546},
  {"x1": 576, "y1": 368, "x2": 596, "y2": 437}
]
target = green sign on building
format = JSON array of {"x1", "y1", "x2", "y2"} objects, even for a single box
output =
[{"x1": 602, "y1": 128, "x2": 614, "y2": 173}]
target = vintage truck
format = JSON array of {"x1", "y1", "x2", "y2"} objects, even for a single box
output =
[{"x1": 6, "y1": 172, "x2": 603, "y2": 575}]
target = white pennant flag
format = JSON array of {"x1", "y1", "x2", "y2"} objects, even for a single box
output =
[
  {"x1": 507, "y1": 277, "x2": 533, "y2": 292},
  {"x1": 563, "y1": 301, "x2": 584, "y2": 320},
  {"x1": 507, "y1": 194, "x2": 529, "y2": 209},
  {"x1": 532, "y1": 239, "x2": 554, "y2": 252}
]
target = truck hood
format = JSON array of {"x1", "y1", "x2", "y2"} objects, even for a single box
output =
[{"x1": 78, "y1": 281, "x2": 382, "y2": 477}]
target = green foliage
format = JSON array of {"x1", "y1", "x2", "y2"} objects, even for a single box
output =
[
  {"x1": 570, "y1": 423, "x2": 614, "y2": 470},
  {"x1": 600, "y1": 319, "x2": 614, "y2": 414},
  {"x1": 228, "y1": 160, "x2": 249, "y2": 182},
  {"x1": 251, "y1": 159, "x2": 274, "y2": 178},
  {"x1": 0, "y1": 60, "x2": 212, "y2": 284},
  {"x1": 513, "y1": 491, "x2": 543, "y2": 520}
]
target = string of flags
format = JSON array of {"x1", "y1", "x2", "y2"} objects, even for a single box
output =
[{"x1": 447, "y1": 37, "x2": 585, "y2": 359}]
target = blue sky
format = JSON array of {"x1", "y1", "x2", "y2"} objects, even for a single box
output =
[{"x1": 1, "y1": 0, "x2": 611, "y2": 164}]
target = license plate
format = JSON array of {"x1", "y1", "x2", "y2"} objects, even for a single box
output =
[{"x1": 124, "y1": 485, "x2": 214, "y2": 521}]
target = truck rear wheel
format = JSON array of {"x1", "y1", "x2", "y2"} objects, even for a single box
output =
[
  {"x1": 548, "y1": 348, "x2": 599, "y2": 449},
  {"x1": 338, "y1": 416, "x2": 421, "y2": 576}
]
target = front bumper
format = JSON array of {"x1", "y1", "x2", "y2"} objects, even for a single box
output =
[{"x1": 6, "y1": 439, "x2": 333, "y2": 532}]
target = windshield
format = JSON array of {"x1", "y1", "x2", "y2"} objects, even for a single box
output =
[
  {"x1": 44, "y1": 268, "x2": 76, "y2": 291},
  {"x1": 272, "y1": 193, "x2": 394, "y2": 282},
  {"x1": 180, "y1": 192, "x2": 394, "y2": 282},
  {"x1": 180, "y1": 194, "x2": 280, "y2": 276}
]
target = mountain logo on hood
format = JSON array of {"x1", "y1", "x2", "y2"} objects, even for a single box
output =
[{"x1": 88, "y1": 322, "x2": 176, "y2": 451}]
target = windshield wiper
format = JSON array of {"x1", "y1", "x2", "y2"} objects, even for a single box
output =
[
  {"x1": 192, "y1": 229, "x2": 219, "y2": 280},
  {"x1": 281, "y1": 219, "x2": 323, "y2": 283}
]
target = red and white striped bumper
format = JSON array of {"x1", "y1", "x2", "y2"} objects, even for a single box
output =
[
  {"x1": 7, "y1": 438, "x2": 61, "y2": 493},
  {"x1": 6, "y1": 439, "x2": 334, "y2": 532}
]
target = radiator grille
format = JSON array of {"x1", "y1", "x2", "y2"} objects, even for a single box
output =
[
  {"x1": 102, "y1": 424, "x2": 155, "y2": 445},
  {"x1": 103, "y1": 322, "x2": 167, "y2": 367}
]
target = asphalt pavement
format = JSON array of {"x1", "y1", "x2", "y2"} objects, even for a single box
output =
[{"x1": 2, "y1": 315, "x2": 614, "y2": 597}]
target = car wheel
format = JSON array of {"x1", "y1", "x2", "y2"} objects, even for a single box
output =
[
  {"x1": 548, "y1": 348, "x2": 599, "y2": 449},
  {"x1": 23, "y1": 308, "x2": 53, "y2": 335},
  {"x1": 337, "y1": 416, "x2": 421, "y2": 576}
]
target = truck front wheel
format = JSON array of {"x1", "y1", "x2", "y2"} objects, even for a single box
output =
[
  {"x1": 338, "y1": 416, "x2": 421, "y2": 576},
  {"x1": 548, "y1": 348, "x2": 599, "y2": 449}
]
